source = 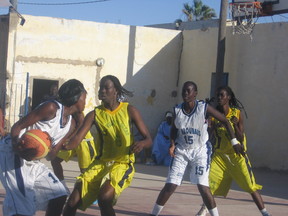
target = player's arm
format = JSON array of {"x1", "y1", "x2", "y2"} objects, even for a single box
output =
[
  {"x1": 129, "y1": 105, "x2": 152, "y2": 154},
  {"x1": 64, "y1": 110, "x2": 95, "y2": 150},
  {"x1": 169, "y1": 119, "x2": 177, "y2": 157},
  {"x1": 231, "y1": 111, "x2": 245, "y2": 143},
  {"x1": 46, "y1": 117, "x2": 78, "y2": 161},
  {"x1": 207, "y1": 105, "x2": 245, "y2": 156},
  {"x1": 11, "y1": 102, "x2": 58, "y2": 147}
]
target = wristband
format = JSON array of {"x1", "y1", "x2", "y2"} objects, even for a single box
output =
[{"x1": 231, "y1": 138, "x2": 239, "y2": 146}]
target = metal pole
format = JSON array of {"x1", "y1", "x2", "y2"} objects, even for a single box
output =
[
  {"x1": 9, "y1": 0, "x2": 17, "y2": 10},
  {"x1": 215, "y1": 0, "x2": 229, "y2": 90},
  {"x1": 24, "y1": 72, "x2": 29, "y2": 116}
]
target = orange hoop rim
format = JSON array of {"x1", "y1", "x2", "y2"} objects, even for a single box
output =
[{"x1": 229, "y1": 1, "x2": 262, "y2": 9}]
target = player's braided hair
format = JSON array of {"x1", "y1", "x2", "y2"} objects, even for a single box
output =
[
  {"x1": 216, "y1": 86, "x2": 248, "y2": 118},
  {"x1": 58, "y1": 79, "x2": 87, "y2": 107},
  {"x1": 100, "y1": 75, "x2": 133, "y2": 99}
]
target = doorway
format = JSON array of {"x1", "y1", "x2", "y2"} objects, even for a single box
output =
[{"x1": 32, "y1": 79, "x2": 59, "y2": 110}]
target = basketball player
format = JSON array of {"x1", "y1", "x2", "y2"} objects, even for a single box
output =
[
  {"x1": 0, "y1": 79, "x2": 87, "y2": 216},
  {"x1": 62, "y1": 75, "x2": 152, "y2": 216},
  {"x1": 150, "y1": 81, "x2": 244, "y2": 216},
  {"x1": 195, "y1": 86, "x2": 271, "y2": 216}
]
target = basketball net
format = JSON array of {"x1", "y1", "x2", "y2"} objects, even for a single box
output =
[{"x1": 229, "y1": 2, "x2": 262, "y2": 38}]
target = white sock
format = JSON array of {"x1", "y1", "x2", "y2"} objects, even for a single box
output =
[
  {"x1": 260, "y1": 208, "x2": 270, "y2": 216},
  {"x1": 208, "y1": 207, "x2": 219, "y2": 216},
  {"x1": 151, "y1": 203, "x2": 164, "y2": 216}
]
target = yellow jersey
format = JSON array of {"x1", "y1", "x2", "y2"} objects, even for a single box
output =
[
  {"x1": 94, "y1": 102, "x2": 134, "y2": 163},
  {"x1": 212, "y1": 107, "x2": 247, "y2": 154}
]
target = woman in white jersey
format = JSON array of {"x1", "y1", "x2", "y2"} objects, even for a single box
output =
[
  {"x1": 0, "y1": 79, "x2": 86, "y2": 216},
  {"x1": 151, "y1": 81, "x2": 244, "y2": 216}
]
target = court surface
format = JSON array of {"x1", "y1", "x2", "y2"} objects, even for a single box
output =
[{"x1": 0, "y1": 159, "x2": 287, "y2": 216}]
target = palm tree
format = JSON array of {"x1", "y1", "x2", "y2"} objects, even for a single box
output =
[{"x1": 182, "y1": 0, "x2": 217, "y2": 21}]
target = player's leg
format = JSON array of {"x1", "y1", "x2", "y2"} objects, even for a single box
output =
[
  {"x1": 197, "y1": 184, "x2": 217, "y2": 210},
  {"x1": 98, "y1": 180, "x2": 116, "y2": 216},
  {"x1": 46, "y1": 195, "x2": 67, "y2": 216},
  {"x1": 51, "y1": 157, "x2": 65, "y2": 180},
  {"x1": 150, "y1": 183, "x2": 178, "y2": 216},
  {"x1": 151, "y1": 148, "x2": 187, "y2": 216},
  {"x1": 251, "y1": 191, "x2": 271, "y2": 216},
  {"x1": 63, "y1": 181, "x2": 82, "y2": 216},
  {"x1": 192, "y1": 144, "x2": 219, "y2": 216},
  {"x1": 232, "y1": 154, "x2": 270, "y2": 215}
]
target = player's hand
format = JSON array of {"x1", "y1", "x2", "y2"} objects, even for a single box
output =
[
  {"x1": 130, "y1": 141, "x2": 145, "y2": 154},
  {"x1": 169, "y1": 144, "x2": 175, "y2": 157},
  {"x1": 233, "y1": 143, "x2": 245, "y2": 156},
  {"x1": 231, "y1": 116, "x2": 239, "y2": 125}
]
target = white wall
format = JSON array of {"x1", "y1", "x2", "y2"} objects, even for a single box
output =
[
  {"x1": 4, "y1": 14, "x2": 181, "y2": 137},
  {"x1": 178, "y1": 22, "x2": 288, "y2": 170}
]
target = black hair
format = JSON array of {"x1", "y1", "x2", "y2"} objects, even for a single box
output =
[
  {"x1": 100, "y1": 75, "x2": 133, "y2": 98},
  {"x1": 58, "y1": 79, "x2": 86, "y2": 107},
  {"x1": 183, "y1": 81, "x2": 198, "y2": 91},
  {"x1": 216, "y1": 86, "x2": 248, "y2": 118}
]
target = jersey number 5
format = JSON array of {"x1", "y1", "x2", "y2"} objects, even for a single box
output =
[{"x1": 184, "y1": 135, "x2": 193, "y2": 144}]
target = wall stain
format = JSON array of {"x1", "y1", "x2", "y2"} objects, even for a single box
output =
[{"x1": 16, "y1": 56, "x2": 96, "y2": 66}]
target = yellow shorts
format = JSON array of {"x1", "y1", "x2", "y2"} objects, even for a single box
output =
[
  {"x1": 209, "y1": 151, "x2": 262, "y2": 196},
  {"x1": 77, "y1": 160, "x2": 135, "y2": 211},
  {"x1": 57, "y1": 131, "x2": 96, "y2": 169}
]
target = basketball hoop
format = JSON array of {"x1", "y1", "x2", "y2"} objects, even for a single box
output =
[{"x1": 229, "y1": 1, "x2": 262, "y2": 37}]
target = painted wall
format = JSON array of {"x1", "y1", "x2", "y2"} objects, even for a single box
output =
[
  {"x1": 3, "y1": 14, "x2": 181, "y2": 137},
  {"x1": 178, "y1": 22, "x2": 288, "y2": 170},
  {"x1": 1, "y1": 14, "x2": 287, "y2": 170}
]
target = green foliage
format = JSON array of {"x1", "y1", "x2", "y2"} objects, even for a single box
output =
[{"x1": 182, "y1": 0, "x2": 217, "y2": 21}]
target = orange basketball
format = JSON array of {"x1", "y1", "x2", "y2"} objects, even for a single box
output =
[{"x1": 21, "y1": 129, "x2": 52, "y2": 160}]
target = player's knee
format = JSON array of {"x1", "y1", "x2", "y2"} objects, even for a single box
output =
[
  {"x1": 163, "y1": 183, "x2": 177, "y2": 194},
  {"x1": 98, "y1": 192, "x2": 114, "y2": 206}
]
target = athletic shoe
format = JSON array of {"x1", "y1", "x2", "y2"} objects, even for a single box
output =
[{"x1": 195, "y1": 204, "x2": 208, "y2": 216}]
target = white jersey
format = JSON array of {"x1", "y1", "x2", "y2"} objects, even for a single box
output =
[
  {"x1": 0, "y1": 136, "x2": 68, "y2": 216},
  {"x1": 0, "y1": 100, "x2": 71, "y2": 216},
  {"x1": 174, "y1": 100, "x2": 209, "y2": 149},
  {"x1": 167, "y1": 101, "x2": 211, "y2": 186},
  {"x1": 19, "y1": 100, "x2": 72, "y2": 147}
]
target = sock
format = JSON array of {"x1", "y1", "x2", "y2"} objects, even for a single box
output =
[
  {"x1": 208, "y1": 207, "x2": 219, "y2": 216},
  {"x1": 151, "y1": 203, "x2": 164, "y2": 216},
  {"x1": 260, "y1": 208, "x2": 270, "y2": 216}
]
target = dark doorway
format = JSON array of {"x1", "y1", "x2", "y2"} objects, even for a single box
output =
[{"x1": 32, "y1": 79, "x2": 59, "y2": 110}]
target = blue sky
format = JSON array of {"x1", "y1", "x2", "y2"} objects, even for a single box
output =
[{"x1": 0, "y1": 0, "x2": 287, "y2": 26}]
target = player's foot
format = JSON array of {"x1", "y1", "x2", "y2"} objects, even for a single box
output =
[
  {"x1": 262, "y1": 213, "x2": 272, "y2": 216},
  {"x1": 195, "y1": 204, "x2": 208, "y2": 216}
]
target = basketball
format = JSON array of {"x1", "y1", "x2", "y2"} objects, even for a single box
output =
[{"x1": 20, "y1": 129, "x2": 52, "y2": 160}]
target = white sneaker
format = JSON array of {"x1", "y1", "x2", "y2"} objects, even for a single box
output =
[{"x1": 195, "y1": 204, "x2": 208, "y2": 216}]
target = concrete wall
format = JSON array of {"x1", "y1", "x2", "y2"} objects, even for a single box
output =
[
  {"x1": 225, "y1": 23, "x2": 288, "y2": 170},
  {"x1": 2, "y1": 14, "x2": 181, "y2": 137},
  {"x1": 1, "y1": 14, "x2": 287, "y2": 170},
  {"x1": 178, "y1": 22, "x2": 288, "y2": 170}
]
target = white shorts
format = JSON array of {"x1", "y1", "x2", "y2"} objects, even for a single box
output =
[
  {"x1": 166, "y1": 142, "x2": 212, "y2": 186},
  {"x1": 0, "y1": 136, "x2": 68, "y2": 216}
]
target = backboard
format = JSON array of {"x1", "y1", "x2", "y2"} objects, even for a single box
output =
[{"x1": 231, "y1": 0, "x2": 288, "y2": 18}]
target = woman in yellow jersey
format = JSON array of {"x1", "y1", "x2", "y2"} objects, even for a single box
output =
[
  {"x1": 62, "y1": 75, "x2": 152, "y2": 216},
  {"x1": 196, "y1": 86, "x2": 271, "y2": 216}
]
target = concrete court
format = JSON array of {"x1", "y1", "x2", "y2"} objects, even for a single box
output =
[{"x1": 0, "y1": 159, "x2": 287, "y2": 216}]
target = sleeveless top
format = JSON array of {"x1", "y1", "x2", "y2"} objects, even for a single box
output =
[
  {"x1": 212, "y1": 107, "x2": 247, "y2": 154},
  {"x1": 94, "y1": 102, "x2": 134, "y2": 163},
  {"x1": 174, "y1": 100, "x2": 209, "y2": 149},
  {"x1": 19, "y1": 100, "x2": 72, "y2": 147}
]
